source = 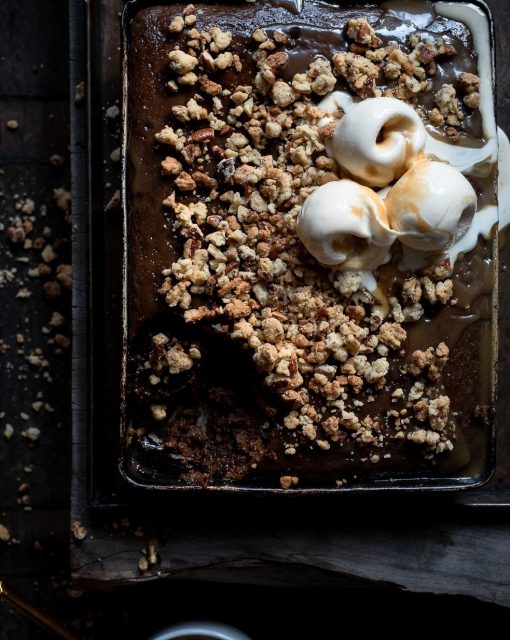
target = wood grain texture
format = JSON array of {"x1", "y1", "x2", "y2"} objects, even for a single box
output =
[
  {"x1": 72, "y1": 517, "x2": 510, "y2": 605},
  {"x1": 3, "y1": 2, "x2": 510, "y2": 639},
  {"x1": 67, "y1": 0, "x2": 510, "y2": 605},
  {"x1": 0, "y1": 1, "x2": 69, "y2": 99},
  {"x1": 0, "y1": 2, "x2": 73, "y2": 639}
]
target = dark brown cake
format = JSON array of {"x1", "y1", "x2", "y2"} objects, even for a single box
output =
[{"x1": 124, "y1": 1, "x2": 495, "y2": 489}]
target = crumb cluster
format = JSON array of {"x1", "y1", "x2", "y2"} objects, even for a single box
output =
[{"x1": 341, "y1": 18, "x2": 480, "y2": 140}]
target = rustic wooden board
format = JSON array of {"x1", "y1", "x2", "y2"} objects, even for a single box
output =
[
  {"x1": 71, "y1": 0, "x2": 510, "y2": 604},
  {"x1": 0, "y1": 2, "x2": 74, "y2": 638},
  {"x1": 71, "y1": 508, "x2": 510, "y2": 606}
]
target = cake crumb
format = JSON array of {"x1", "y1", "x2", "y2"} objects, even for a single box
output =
[
  {"x1": 71, "y1": 521, "x2": 88, "y2": 541},
  {"x1": 0, "y1": 524, "x2": 11, "y2": 543},
  {"x1": 3, "y1": 423, "x2": 14, "y2": 440},
  {"x1": 279, "y1": 475, "x2": 299, "y2": 490},
  {"x1": 74, "y1": 81, "x2": 85, "y2": 103}
]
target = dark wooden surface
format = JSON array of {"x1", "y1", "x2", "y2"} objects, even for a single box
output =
[
  {"x1": 73, "y1": 0, "x2": 510, "y2": 605},
  {"x1": 1, "y1": 1, "x2": 510, "y2": 639}
]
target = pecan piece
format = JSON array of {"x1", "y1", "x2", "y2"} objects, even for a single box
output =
[
  {"x1": 211, "y1": 145, "x2": 226, "y2": 159},
  {"x1": 199, "y1": 51, "x2": 216, "y2": 73},
  {"x1": 219, "y1": 124, "x2": 235, "y2": 137},
  {"x1": 436, "y1": 43, "x2": 458, "y2": 59},
  {"x1": 191, "y1": 127, "x2": 215, "y2": 143},
  {"x1": 192, "y1": 171, "x2": 218, "y2": 190},
  {"x1": 181, "y1": 143, "x2": 202, "y2": 165},
  {"x1": 416, "y1": 43, "x2": 437, "y2": 64},
  {"x1": 199, "y1": 76, "x2": 222, "y2": 96}
]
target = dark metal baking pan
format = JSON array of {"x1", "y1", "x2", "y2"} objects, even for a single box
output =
[
  {"x1": 71, "y1": 0, "x2": 510, "y2": 510},
  {"x1": 114, "y1": 0, "x2": 499, "y2": 495}
]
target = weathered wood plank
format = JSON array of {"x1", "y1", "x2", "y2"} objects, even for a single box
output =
[
  {"x1": 70, "y1": 511, "x2": 510, "y2": 605},
  {"x1": 0, "y1": 160, "x2": 71, "y2": 514},
  {"x1": 0, "y1": 0, "x2": 69, "y2": 98},
  {"x1": 0, "y1": 100, "x2": 69, "y2": 162}
]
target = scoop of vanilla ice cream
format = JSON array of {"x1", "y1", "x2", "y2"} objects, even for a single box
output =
[
  {"x1": 385, "y1": 159, "x2": 477, "y2": 251},
  {"x1": 318, "y1": 90, "x2": 357, "y2": 115},
  {"x1": 297, "y1": 180, "x2": 396, "y2": 270},
  {"x1": 328, "y1": 97, "x2": 427, "y2": 188}
]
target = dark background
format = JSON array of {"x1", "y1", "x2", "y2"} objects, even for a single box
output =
[{"x1": 1, "y1": 1, "x2": 510, "y2": 638}]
